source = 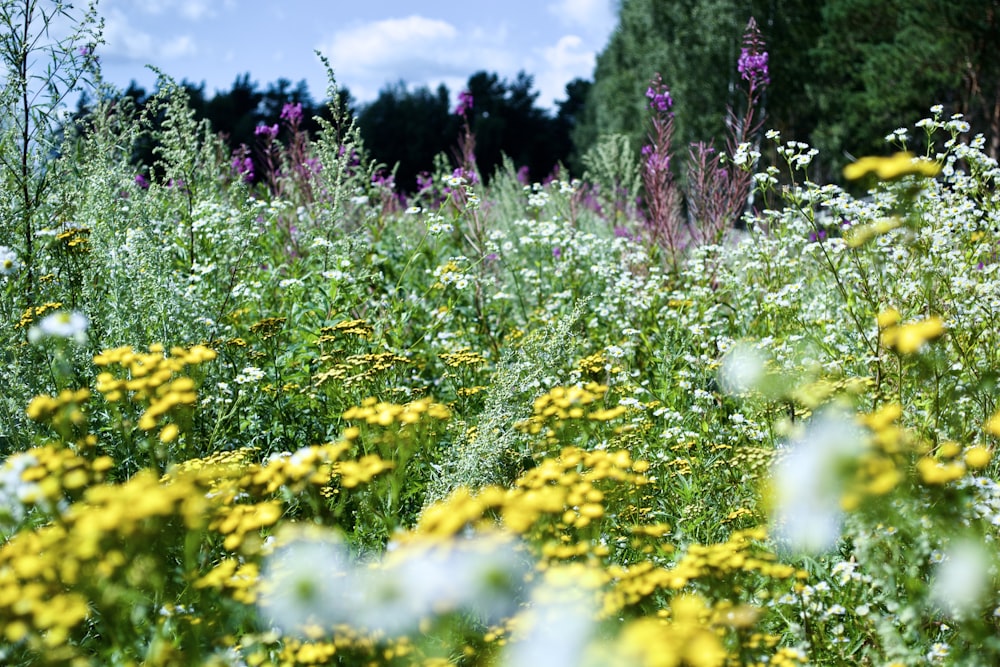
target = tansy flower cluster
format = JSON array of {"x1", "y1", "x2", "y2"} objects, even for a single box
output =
[{"x1": 94, "y1": 343, "x2": 217, "y2": 440}]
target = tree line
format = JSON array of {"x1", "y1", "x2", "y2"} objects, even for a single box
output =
[{"x1": 92, "y1": 0, "x2": 999, "y2": 191}]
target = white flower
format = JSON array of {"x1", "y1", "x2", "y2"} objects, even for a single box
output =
[
  {"x1": 502, "y1": 564, "x2": 597, "y2": 667},
  {"x1": 28, "y1": 310, "x2": 88, "y2": 344},
  {"x1": 257, "y1": 532, "x2": 356, "y2": 636},
  {"x1": 363, "y1": 535, "x2": 529, "y2": 634},
  {"x1": 234, "y1": 366, "x2": 265, "y2": 384},
  {"x1": 770, "y1": 409, "x2": 866, "y2": 554},
  {"x1": 718, "y1": 342, "x2": 767, "y2": 395},
  {"x1": 930, "y1": 540, "x2": 991, "y2": 618},
  {"x1": 0, "y1": 246, "x2": 18, "y2": 276}
]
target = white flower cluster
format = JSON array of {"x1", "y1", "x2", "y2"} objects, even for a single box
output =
[
  {"x1": 258, "y1": 530, "x2": 534, "y2": 638},
  {"x1": 431, "y1": 257, "x2": 475, "y2": 290},
  {"x1": 234, "y1": 366, "x2": 266, "y2": 385}
]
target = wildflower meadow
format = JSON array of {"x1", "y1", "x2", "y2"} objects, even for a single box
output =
[{"x1": 3, "y1": 4, "x2": 1000, "y2": 666}]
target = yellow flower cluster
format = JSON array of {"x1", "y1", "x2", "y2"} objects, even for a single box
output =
[
  {"x1": 16, "y1": 300, "x2": 63, "y2": 329},
  {"x1": 26, "y1": 388, "x2": 91, "y2": 432},
  {"x1": 877, "y1": 308, "x2": 945, "y2": 354},
  {"x1": 843, "y1": 151, "x2": 940, "y2": 181},
  {"x1": 55, "y1": 226, "x2": 91, "y2": 253},
  {"x1": 412, "y1": 446, "x2": 651, "y2": 543},
  {"x1": 517, "y1": 383, "x2": 628, "y2": 437},
  {"x1": 604, "y1": 527, "x2": 800, "y2": 616},
  {"x1": 0, "y1": 470, "x2": 209, "y2": 657},
  {"x1": 317, "y1": 318, "x2": 374, "y2": 343},
  {"x1": 612, "y1": 594, "x2": 728, "y2": 667},
  {"x1": 249, "y1": 316, "x2": 287, "y2": 340},
  {"x1": 342, "y1": 396, "x2": 451, "y2": 427},
  {"x1": 313, "y1": 352, "x2": 413, "y2": 389},
  {"x1": 845, "y1": 216, "x2": 902, "y2": 247},
  {"x1": 334, "y1": 454, "x2": 394, "y2": 489},
  {"x1": 440, "y1": 347, "x2": 488, "y2": 368},
  {"x1": 857, "y1": 402, "x2": 991, "y2": 489},
  {"x1": 576, "y1": 350, "x2": 608, "y2": 375},
  {"x1": 194, "y1": 557, "x2": 259, "y2": 604},
  {"x1": 94, "y1": 343, "x2": 216, "y2": 436},
  {"x1": 3, "y1": 444, "x2": 112, "y2": 510}
]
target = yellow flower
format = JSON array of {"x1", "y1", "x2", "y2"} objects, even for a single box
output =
[
  {"x1": 965, "y1": 446, "x2": 992, "y2": 469},
  {"x1": 986, "y1": 411, "x2": 1000, "y2": 436},
  {"x1": 876, "y1": 308, "x2": 901, "y2": 329},
  {"x1": 881, "y1": 316, "x2": 944, "y2": 354},
  {"x1": 843, "y1": 151, "x2": 940, "y2": 181},
  {"x1": 159, "y1": 423, "x2": 179, "y2": 443}
]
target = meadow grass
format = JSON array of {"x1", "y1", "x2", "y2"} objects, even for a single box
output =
[{"x1": 3, "y1": 6, "x2": 1000, "y2": 666}]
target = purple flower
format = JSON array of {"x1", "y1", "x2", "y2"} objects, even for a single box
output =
[
  {"x1": 232, "y1": 155, "x2": 254, "y2": 183},
  {"x1": 642, "y1": 145, "x2": 670, "y2": 172},
  {"x1": 280, "y1": 102, "x2": 303, "y2": 124},
  {"x1": 303, "y1": 157, "x2": 322, "y2": 174},
  {"x1": 645, "y1": 85, "x2": 673, "y2": 113},
  {"x1": 452, "y1": 167, "x2": 479, "y2": 185},
  {"x1": 416, "y1": 172, "x2": 433, "y2": 192},
  {"x1": 255, "y1": 124, "x2": 279, "y2": 139},
  {"x1": 737, "y1": 17, "x2": 770, "y2": 87},
  {"x1": 738, "y1": 49, "x2": 770, "y2": 86},
  {"x1": 134, "y1": 173, "x2": 149, "y2": 189},
  {"x1": 455, "y1": 90, "x2": 474, "y2": 116},
  {"x1": 371, "y1": 170, "x2": 394, "y2": 188}
]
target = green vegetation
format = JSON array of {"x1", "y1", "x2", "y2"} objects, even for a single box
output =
[{"x1": 3, "y1": 2, "x2": 1000, "y2": 666}]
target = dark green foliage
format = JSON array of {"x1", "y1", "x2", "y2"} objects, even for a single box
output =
[
  {"x1": 356, "y1": 82, "x2": 457, "y2": 192},
  {"x1": 578, "y1": 0, "x2": 1000, "y2": 182},
  {"x1": 357, "y1": 71, "x2": 582, "y2": 189},
  {"x1": 810, "y1": 0, "x2": 1000, "y2": 169},
  {"x1": 577, "y1": 0, "x2": 747, "y2": 159}
]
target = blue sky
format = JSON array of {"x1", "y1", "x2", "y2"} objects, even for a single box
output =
[{"x1": 94, "y1": 0, "x2": 617, "y2": 110}]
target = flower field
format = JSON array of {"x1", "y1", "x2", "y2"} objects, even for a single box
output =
[{"x1": 3, "y1": 7, "x2": 1000, "y2": 667}]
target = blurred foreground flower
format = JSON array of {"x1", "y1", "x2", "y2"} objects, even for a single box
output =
[
  {"x1": 257, "y1": 531, "x2": 355, "y2": 637},
  {"x1": 843, "y1": 151, "x2": 940, "y2": 181},
  {"x1": 28, "y1": 310, "x2": 88, "y2": 344},
  {"x1": 770, "y1": 409, "x2": 866, "y2": 554},
  {"x1": 259, "y1": 528, "x2": 530, "y2": 638},
  {"x1": 930, "y1": 540, "x2": 992, "y2": 619}
]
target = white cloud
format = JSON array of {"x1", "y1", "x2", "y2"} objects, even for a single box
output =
[
  {"x1": 160, "y1": 35, "x2": 197, "y2": 59},
  {"x1": 317, "y1": 15, "x2": 517, "y2": 104},
  {"x1": 322, "y1": 15, "x2": 458, "y2": 73},
  {"x1": 117, "y1": 0, "x2": 216, "y2": 20},
  {"x1": 100, "y1": 7, "x2": 196, "y2": 62},
  {"x1": 534, "y1": 35, "x2": 596, "y2": 107},
  {"x1": 547, "y1": 0, "x2": 615, "y2": 31}
]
